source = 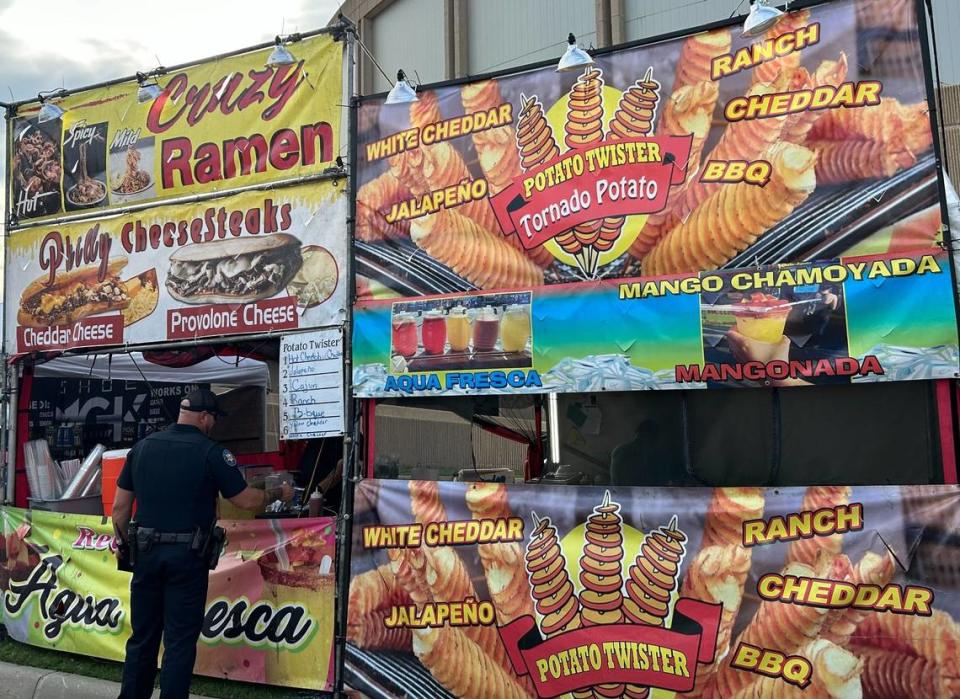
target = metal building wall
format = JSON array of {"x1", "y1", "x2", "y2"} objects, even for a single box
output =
[
  {"x1": 930, "y1": 0, "x2": 960, "y2": 84},
  {"x1": 623, "y1": 0, "x2": 730, "y2": 43},
  {"x1": 466, "y1": 0, "x2": 597, "y2": 75},
  {"x1": 370, "y1": 0, "x2": 446, "y2": 92}
]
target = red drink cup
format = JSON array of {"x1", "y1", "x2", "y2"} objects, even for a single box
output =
[
  {"x1": 391, "y1": 313, "x2": 418, "y2": 357},
  {"x1": 421, "y1": 311, "x2": 447, "y2": 354}
]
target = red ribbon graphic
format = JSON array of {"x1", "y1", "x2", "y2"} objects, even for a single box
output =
[
  {"x1": 498, "y1": 598, "x2": 721, "y2": 698},
  {"x1": 489, "y1": 135, "x2": 694, "y2": 250}
]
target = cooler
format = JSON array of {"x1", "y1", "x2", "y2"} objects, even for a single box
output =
[{"x1": 101, "y1": 449, "x2": 130, "y2": 517}]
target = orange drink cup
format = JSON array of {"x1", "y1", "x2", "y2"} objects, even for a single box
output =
[
  {"x1": 446, "y1": 307, "x2": 471, "y2": 352},
  {"x1": 501, "y1": 305, "x2": 531, "y2": 352},
  {"x1": 732, "y1": 293, "x2": 791, "y2": 343}
]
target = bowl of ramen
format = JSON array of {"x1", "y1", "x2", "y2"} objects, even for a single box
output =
[
  {"x1": 111, "y1": 145, "x2": 152, "y2": 195},
  {"x1": 66, "y1": 178, "x2": 107, "y2": 207}
]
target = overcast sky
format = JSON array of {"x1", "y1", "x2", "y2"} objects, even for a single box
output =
[{"x1": 0, "y1": 0, "x2": 343, "y2": 245}]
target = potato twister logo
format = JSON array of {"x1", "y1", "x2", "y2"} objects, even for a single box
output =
[
  {"x1": 514, "y1": 68, "x2": 663, "y2": 277},
  {"x1": 498, "y1": 491, "x2": 722, "y2": 698}
]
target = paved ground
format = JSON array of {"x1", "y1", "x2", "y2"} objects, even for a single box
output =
[{"x1": 0, "y1": 661, "x2": 204, "y2": 699}]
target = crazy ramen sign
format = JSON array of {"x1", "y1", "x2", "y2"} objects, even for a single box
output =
[{"x1": 7, "y1": 31, "x2": 343, "y2": 222}]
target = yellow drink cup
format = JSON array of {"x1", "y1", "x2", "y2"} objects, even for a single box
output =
[
  {"x1": 733, "y1": 295, "x2": 791, "y2": 343},
  {"x1": 501, "y1": 305, "x2": 531, "y2": 352},
  {"x1": 258, "y1": 551, "x2": 334, "y2": 689},
  {"x1": 446, "y1": 307, "x2": 471, "y2": 352}
]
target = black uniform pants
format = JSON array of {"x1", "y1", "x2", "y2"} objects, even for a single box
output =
[{"x1": 118, "y1": 543, "x2": 209, "y2": 699}]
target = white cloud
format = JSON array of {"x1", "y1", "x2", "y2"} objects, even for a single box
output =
[{"x1": 0, "y1": 0, "x2": 343, "y2": 290}]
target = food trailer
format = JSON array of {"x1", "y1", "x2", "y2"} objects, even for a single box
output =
[
  {"x1": 343, "y1": 0, "x2": 960, "y2": 696},
  {"x1": 1, "y1": 26, "x2": 354, "y2": 692}
]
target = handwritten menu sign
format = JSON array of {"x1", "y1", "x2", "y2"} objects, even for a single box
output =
[{"x1": 279, "y1": 328, "x2": 344, "y2": 440}]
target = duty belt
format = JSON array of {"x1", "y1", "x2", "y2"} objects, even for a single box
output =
[{"x1": 152, "y1": 532, "x2": 194, "y2": 544}]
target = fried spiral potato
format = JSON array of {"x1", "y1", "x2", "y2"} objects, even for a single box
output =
[
  {"x1": 465, "y1": 483, "x2": 535, "y2": 625},
  {"x1": 411, "y1": 208, "x2": 544, "y2": 289},
  {"x1": 386, "y1": 546, "x2": 432, "y2": 607},
  {"x1": 857, "y1": 648, "x2": 953, "y2": 699},
  {"x1": 681, "y1": 546, "x2": 752, "y2": 696},
  {"x1": 705, "y1": 562, "x2": 831, "y2": 698},
  {"x1": 526, "y1": 514, "x2": 582, "y2": 637},
  {"x1": 356, "y1": 171, "x2": 412, "y2": 241},
  {"x1": 347, "y1": 609, "x2": 412, "y2": 652},
  {"x1": 635, "y1": 82, "x2": 788, "y2": 261},
  {"x1": 412, "y1": 626, "x2": 531, "y2": 699},
  {"x1": 410, "y1": 480, "x2": 447, "y2": 525},
  {"x1": 787, "y1": 486, "x2": 852, "y2": 567},
  {"x1": 809, "y1": 98, "x2": 933, "y2": 155},
  {"x1": 599, "y1": 72, "x2": 662, "y2": 253},
  {"x1": 410, "y1": 91, "x2": 442, "y2": 130},
  {"x1": 810, "y1": 140, "x2": 916, "y2": 184},
  {"x1": 752, "y1": 9, "x2": 813, "y2": 86},
  {"x1": 644, "y1": 142, "x2": 816, "y2": 274},
  {"x1": 421, "y1": 141, "x2": 501, "y2": 234},
  {"x1": 670, "y1": 27, "x2": 732, "y2": 96},
  {"x1": 781, "y1": 54, "x2": 849, "y2": 146},
  {"x1": 729, "y1": 639, "x2": 862, "y2": 699},
  {"x1": 852, "y1": 609, "x2": 960, "y2": 685},
  {"x1": 703, "y1": 487, "x2": 766, "y2": 551},
  {"x1": 422, "y1": 545, "x2": 515, "y2": 675},
  {"x1": 347, "y1": 564, "x2": 412, "y2": 626}
]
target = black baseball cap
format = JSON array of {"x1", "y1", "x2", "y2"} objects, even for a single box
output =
[{"x1": 181, "y1": 389, "x2": 227, "y2": 417}]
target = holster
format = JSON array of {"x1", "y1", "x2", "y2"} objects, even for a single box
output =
[
  {"x1": 191, "y1": 522, "x2": 226, "y2": 570},
  {"x1": 135, "y1": 525, "x2": 156, "y2": 554},
  {"x1": 117, "y1": 522, "x2": 138, "y2": 572}
]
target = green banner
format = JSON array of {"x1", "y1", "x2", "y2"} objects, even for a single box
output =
[{"x1": 0, "y1": 507, "x2": 335, "y2": 691}]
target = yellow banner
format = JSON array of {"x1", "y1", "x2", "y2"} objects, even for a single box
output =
[{"x1": 8, "y1": 33, "x2": 343, "y2": 222}]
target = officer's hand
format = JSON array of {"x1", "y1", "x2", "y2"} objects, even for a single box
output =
[{"x1": 280, "y1": 483, "x2": 295, "y2": 503}]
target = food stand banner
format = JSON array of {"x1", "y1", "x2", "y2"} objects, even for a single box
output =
[
  {"x1": 3, "y1": 180, "x2": 348, "y2": 355},
  {"x1": 352, "y1": 249, "x2": 960, "y2": 397},
  {"x1": 347, "y1": 479, "x2": 960, "y2": 699},
  {"x1": 354, "y1": 0, "x2": 947, "y2": 302},
  {"x1": 0, "y1": 507, "x2": 335, "y2": 692},
  {"x1": 7, "y1": 33, "x2": 343, "y2": 223}
]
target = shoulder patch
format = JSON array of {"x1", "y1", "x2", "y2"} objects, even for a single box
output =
[{"x1": 223, "y1": 449, "x2": 237, "y2": 467}]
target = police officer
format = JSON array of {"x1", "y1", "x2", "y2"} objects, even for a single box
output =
[{"x1": 112, "y1": 388, "x2": 292, "y2": 699}]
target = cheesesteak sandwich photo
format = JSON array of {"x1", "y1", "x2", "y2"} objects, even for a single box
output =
[
  {"x1": 18, "y1": 258, "x2": 130, "y2": 327},
  {"x1": 166, "y1": 234, "x2": 304, "y2": 305}
]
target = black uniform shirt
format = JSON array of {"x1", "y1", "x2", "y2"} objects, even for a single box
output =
[{"x1": 117, "y1": 424, "x2": 247, "y2": 531}]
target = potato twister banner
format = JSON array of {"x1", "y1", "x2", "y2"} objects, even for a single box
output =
[
  {"x1": 3, "y1": 180, "x2": 348, "y2": 355},
  {"x1": 0, "y1": 507, "x2": 336, "y2": 691},
  {"x1": 352, "y1": 249, "x2": 960, "y2": 397},
  {"x1": 6, "y1": 33, "x2": 343, "y2": 223},
  {"x1": 354, "y1": 0, "x2": 945, "y2": 302},
  {"x1": 347, "y1": 479, "x2": 960, "y2": 699}
]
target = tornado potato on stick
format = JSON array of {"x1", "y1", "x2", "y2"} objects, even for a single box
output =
[
  {"x1": 680, "y1": 546, "x2": 753, "y2": 696},
  {"x1": 702, "y1": 561, "x2": 831, "y2": 698},
  {"x1": 728, "y1": 639, "x2": 863, "y2": 699},
  {"x1": 347, "y1": 563, "x2": 412, "y2": 625},
  {"x1": 460, "y1": 81, "x2": 554, "y2": 268},
  {"x1": 856, "y1": 649, "x2": 954, "y2": 699},
  {"x1": 643, "y1": 142, "x2": 817, "y2": 275},
  {"x1": 781, "y1": 54, "x2": 850, "y2": 146},
  {"x1": 347, "y1": 609, "x2": 412, "y2": 652},
  {"x1": 809, "y1": 139, "x2": 916, "y2": 184},
  {"x1": 412, "y1": 625, "x2": 531, "y2": 699},
  {"x1": 411, "y1": 208, "x2": 544, "y2": 290},
  {"x1": 635, "y1": 81, "x2": 790, "y2": 262},
  {"x1": 752, "y1": 9, "x2": 813, "y2": 87},
  {"x1": 822, "y1": 551, "x2": 895, "y2": 648},
  {"x1": 667, "y1": 27, "x2": 732, "y2": 98},
  {"x1": 596, "y1": 69, "x2": 662, "y2": 259},
  {"x1": 562, "y1": 67, "x2": 608, "y2": 274},
  {"x1": 465, "y1": 483, "x2": 535, "y2": 625},
  {"x1": 355, "y1": 171, "x2": 412, "y2": 241},
  {"x1": 786, "y1": 486, "x2": 852, "y2": 567}
]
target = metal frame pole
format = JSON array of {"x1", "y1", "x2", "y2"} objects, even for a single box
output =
[{"x1": 333, "y1": 16, "x2": 358, "y2": 698}]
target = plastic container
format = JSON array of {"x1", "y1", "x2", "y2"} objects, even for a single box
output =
[{"x1": 101, "y1": 449, "x2": 130, "y2": 517}]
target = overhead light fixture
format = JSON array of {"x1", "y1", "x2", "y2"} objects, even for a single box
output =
[
  {"x1": 136, "y1": 72, "x2": 163, "y2": 103},
  {"x1": 266, "y1": 35, "x2": 297, "y2": 67},
  {"x1": 385, "y1": 70, "x2": 418, "y2": 104},
  {"x1": 557, "y1": 33, "x2": 594, "y2": 72},
  {"x1": 742, "y1": 0, "x2": 787, "y2": 38},
  {"x1": 37, "y1": 89, "x2": 67, "y2": 123}
]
